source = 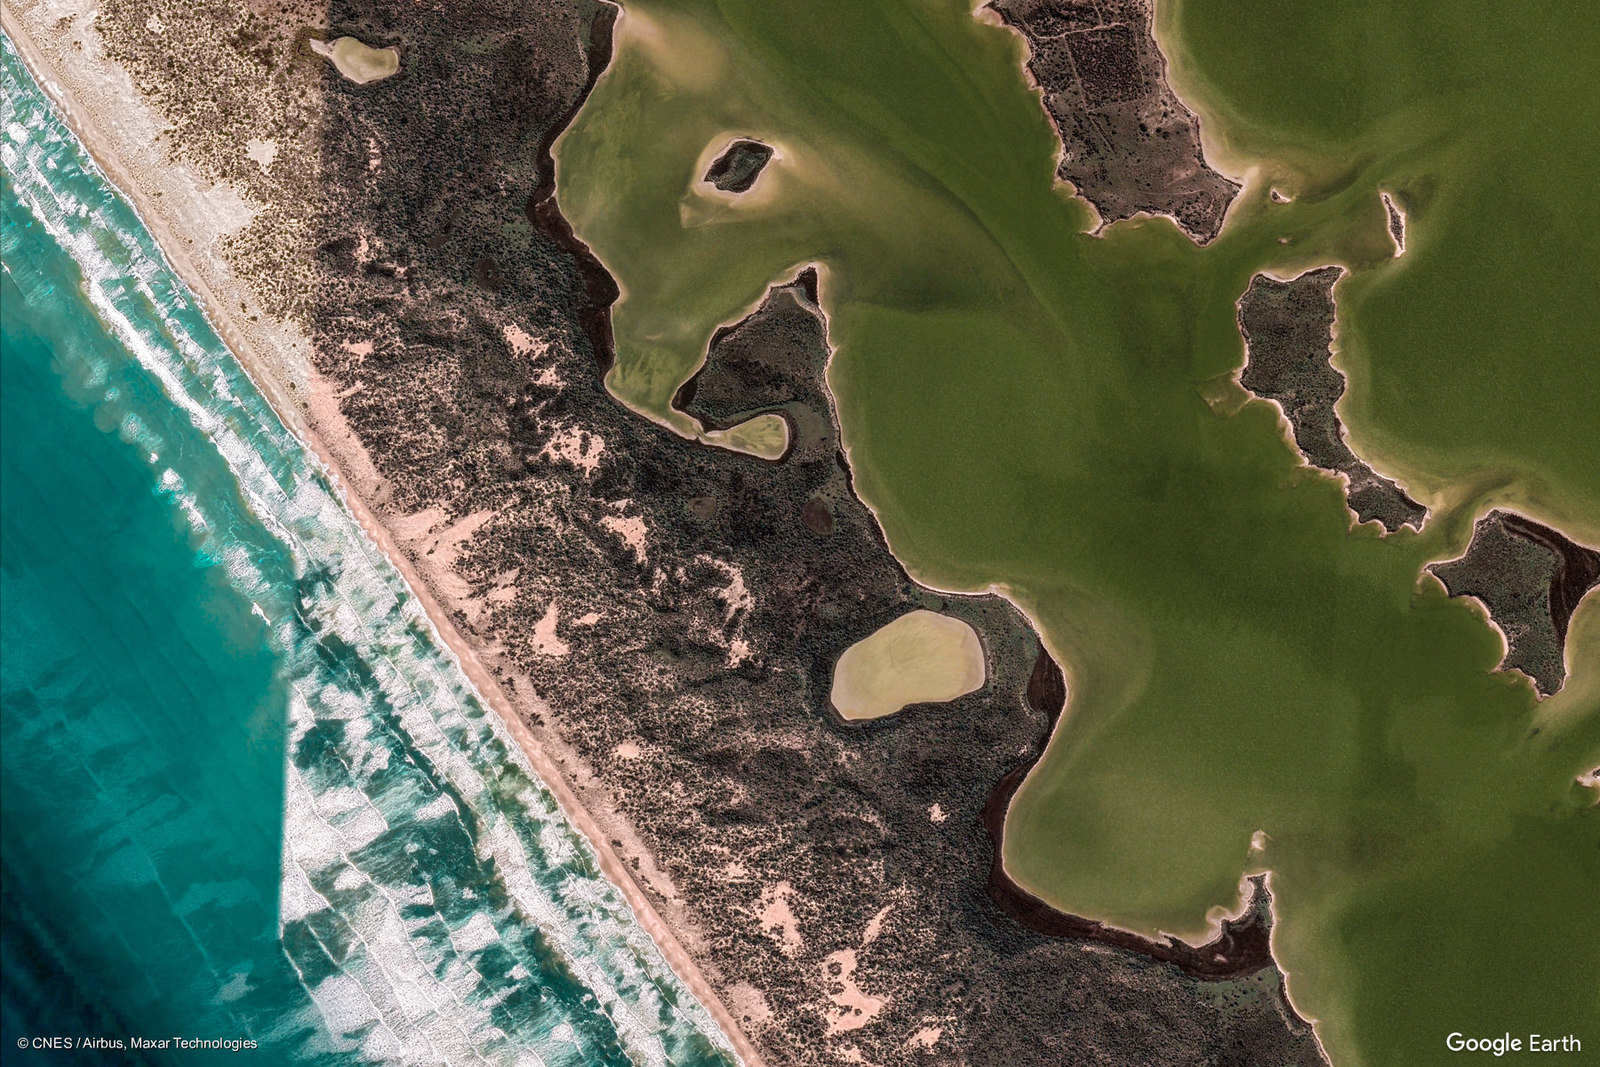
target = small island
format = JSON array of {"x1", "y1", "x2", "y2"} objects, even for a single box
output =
[
  {"x1": 1429, "y1": 510, "x2": 1600, "y2": 696},
  {"x1": 1237, "y1": 267, "x2": 1427, "y2": 532},
  {"x1": 702, "y1": 137, "x2": 775, "y2": 193}
]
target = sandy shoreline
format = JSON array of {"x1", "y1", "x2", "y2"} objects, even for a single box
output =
[{"x1": 0, "y1": 12, "x2": 760, "y2": 1062}]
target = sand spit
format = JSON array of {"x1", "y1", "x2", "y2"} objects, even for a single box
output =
[
  {"x1": 0, "y1": 13, "x2": 759, "y2": 1064},
  {"x1": 1427, "y1": 509, "x2": 1600, "y2": 697},
  {"x1": 1236, "y1": 266, "x2": 1429, "y2": 533},
  {"x1": 983, "y1": 0, "x2": 1240, "y2": 244}
]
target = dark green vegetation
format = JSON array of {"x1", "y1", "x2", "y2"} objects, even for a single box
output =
[
  {"x1": 990, "y1": 0, "x2": 1239, "y2": 242},
  {"x1": 1237, "y1": 267, "x2": 1427, "y2": 532},
  {"x1": 55, "y1": 0, "x2": 1332, "y2": 1060},
  {"x1": 1430, "y1": 511, "x2": 1600, "y2": 697},
  {"x1": 557, "y1": 0, "x2": 1600, "y2": 1064},
  {"x1": 704, "y1": 138, "x2": 775, "y2": 193}
]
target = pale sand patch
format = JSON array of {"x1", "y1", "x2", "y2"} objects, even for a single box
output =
[
  {"x1": 541, "y1": 423, "x2": 605, "y2": 476},
  {"x1": 830, "y1": 610, "x2": 986, "y2": 720},
  {"x1": 573, "y1": 611, "x2": 602, "y2": 626},
  {"x1": 310, "y1": 36, "x2": 400, "y2": 86},
  {"x1": 862, "y1": 904, "x2": 893, "y2": 945},
  {"x1": 391, "y1": 505, "x2": 448, "y2": 542},
  {"x1": 726, "y1": 981, "x2": 775, "y2": 1032},
  {"x1": 758, "y1": 882, "x2": 803, "y2": 957},
  {"x1": 530, "y1": 601, "x2": 570, "y2": 658},
  {"x1": 600, "y1": 512, "x2": 648, "y2": 563},
  {"x1": 245, "y1": 138, "x2": 278, "y2": 171},
  {"x1": 906, "y1": 1027, "x2": 943, "y2": 1050},
  {"x1": 502, "y1": 322, "x2": 546, "y2": 358},
  {"x1": 614, "y1": 742, "x2": 643, "y2": 760},
  {"x1": 486, "y1": 569, "x2": 520, "y2": 605},
  {"x1": 340, "y1": 339, "x2": 373, "y2": 361},
  {"x1": 821, "y1": 948, "x2": 887, "y2": 1035},
  {"x1": 928, "y1": 803, "x2": 947, "y2": 824},
  {"x1": 699, "y1": 412, "x2": 789, "y2": 461},
  {"x1": 395, "y1": 506, "x2": 496, "y2": 578}
]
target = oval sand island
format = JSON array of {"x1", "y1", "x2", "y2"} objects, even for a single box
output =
[{"x1": 830, "y1": 610, "x2": 986, "y2": 720}]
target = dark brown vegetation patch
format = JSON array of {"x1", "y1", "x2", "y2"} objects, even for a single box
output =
[
  {"x1": 1429, "y1": 510, "x2": 1600, "y2": 696},
  {"x1": 1237, "y1": 267, "x2": 1428, "y2": 533},
  {"x1": 989, "y1": 0, "x2": 1240, "y2": 242}
]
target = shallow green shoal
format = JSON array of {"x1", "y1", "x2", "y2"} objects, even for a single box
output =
[{"x1": 554, "y1": 1, "x2": 1600, "y2": 1063}]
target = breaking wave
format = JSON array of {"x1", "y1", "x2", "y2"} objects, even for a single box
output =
[{"x1": 2, "y1": 33, "x2": 734, "y2": 1067}]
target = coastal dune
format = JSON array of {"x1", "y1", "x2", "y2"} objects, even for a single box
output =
[{"x1": 0, "y1": 12, "x2": 756, "y2": 1064}]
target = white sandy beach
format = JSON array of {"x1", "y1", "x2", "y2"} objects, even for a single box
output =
[{"x1": 0, "y1": 9, "x2": 761, "y2": 1062}]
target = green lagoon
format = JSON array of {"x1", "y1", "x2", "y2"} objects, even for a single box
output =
[{"x1": 554, "y1": 0, "x2": 1600, "y2": 1062}]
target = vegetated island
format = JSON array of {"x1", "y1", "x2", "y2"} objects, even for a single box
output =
[
  {"x1": 988, "y1": 0, "x2": 1239, "y2": 243},
  {"x1": 1428, "y1": 510, "x2": 1600, "y2": 697},
  {"x1": 1237, "y1": 267, "x2": 1428, "y2": 533},
  {"x1": 703, "y1": 137, "x2": 774, "y2": 193},
  {"x1": 1380, "y1": 191, "x2": 1407, "y2": 256}
]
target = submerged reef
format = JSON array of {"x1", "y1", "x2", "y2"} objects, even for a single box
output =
[
  {"x1": 988, "y1": 0, "x2": 1240, "y2": 243},
  {"x1": 1429, "y1": 510, "x2": 1600, "y2": 697},
  {"x1": 703, "y1": 138, "x2": 774, "y2": 193},
  {"x1": 1237, "y1": 268, "x2": 1428, "y2": 533}
]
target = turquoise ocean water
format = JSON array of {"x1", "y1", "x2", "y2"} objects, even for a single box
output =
[{"x1": 1, "y1": 33, "x2": 734, "y2": 1067}]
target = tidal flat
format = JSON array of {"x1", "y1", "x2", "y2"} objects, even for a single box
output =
[{"x1": 556, "y1": 0, "x2": 1600, "y2": 1063}]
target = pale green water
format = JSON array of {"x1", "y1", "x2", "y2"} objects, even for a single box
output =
[{"x1": 554, "y1": 1, "x2": 1600, "y2": 1063}]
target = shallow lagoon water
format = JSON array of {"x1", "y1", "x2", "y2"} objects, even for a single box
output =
[
  {"x1": 1, "y1": 34, "x2": 735, "y2": 1066},
  {"x1": 555, "y1": 1, "x2": 1600, "y2": 1062}
]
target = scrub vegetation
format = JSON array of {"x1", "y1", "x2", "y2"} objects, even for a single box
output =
[{"x1": 556, "y1": 1, "x2": 1600, "y2": 1064}]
